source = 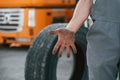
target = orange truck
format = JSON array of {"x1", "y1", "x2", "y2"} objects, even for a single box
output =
[{"x1": 0, "y1": 0, "x2": 77, "y2": 46}]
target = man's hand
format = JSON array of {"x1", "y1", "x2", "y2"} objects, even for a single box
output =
[{"x1": 49, "y1": 28, "x2": 77, "y2": 58}]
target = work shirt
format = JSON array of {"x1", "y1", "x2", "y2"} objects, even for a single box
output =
[{"x1": 91, "y1": 0, "x2": 120, "y2": 22}]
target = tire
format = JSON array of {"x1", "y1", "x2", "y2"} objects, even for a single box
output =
[
  {"x1": 76, "y1": 0, "x2": 79, "y2": 3},
  {"x1": 25, "y1": 23, "x2": 88, "y2": 80}
]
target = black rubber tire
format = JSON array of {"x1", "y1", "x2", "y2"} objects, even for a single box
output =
[
  {"x1": 25, "y1": 23, "x2": 88, "y2": 80},
  {"x1": 76, "y1": 0, "x2": 79, "y2": 3}
]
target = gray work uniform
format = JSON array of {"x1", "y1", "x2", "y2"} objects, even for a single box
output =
[{"x1": 86, "y1": 0, "x2": 120, "y2": 80}]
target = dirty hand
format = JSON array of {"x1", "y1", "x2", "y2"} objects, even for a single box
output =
[{"x1": 49, "y1": 28, "x2": 77, "y2": 58}]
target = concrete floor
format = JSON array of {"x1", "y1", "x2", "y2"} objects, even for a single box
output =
[
  {"x1": 0, "y1": 46, "x2": 74, "y2": 80},
  {"x1": 0, "y1": 46, "x2": 28, "y2": 80},
  {"x1": 0, "y1": 45, "x2": 119, "y2": 80}
]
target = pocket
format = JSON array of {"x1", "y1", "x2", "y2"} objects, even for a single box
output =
[
  {"x1": 86, "y1": 21, "x2": 96, "y2": 39},
  {"x1": 88, "y1": 22, "x2": 96, "y2": 33}
]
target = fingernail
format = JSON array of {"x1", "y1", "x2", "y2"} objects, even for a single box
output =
[
  {"x1": 67, "y1": 55, "x2": 70, "y2": 58},
  {"x1": 58, "y1": 54, "x2": 62, "y2": 58}
]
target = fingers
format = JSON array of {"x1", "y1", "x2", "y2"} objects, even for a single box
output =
[
  {"x1": 49, "y1": 30, "x2": 57, "y2": 34},
  {"x1": 52, "y1": 41, "x2": 61, "y2": 54},
  {"x1": 53, "y1": 43, "x2": 76, "y2": 58},
  {"x1": 66, "y1": 46, "x2": 70, "y2": 58},
  {"x1": 49, "y1": 28, "x2": 64, "y2": 35},
  {"x1": 58, "y1": 44, "x2": 65, "y2": 58},
  {"x1": 49, "y1": 28, "x2": 61, "y2": 34},
  {"x1": 70, "y1": 43, "x2": 77, "y2": 54}
]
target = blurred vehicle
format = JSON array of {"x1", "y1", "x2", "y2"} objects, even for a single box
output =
[{"x1": 0, "y1": 0, "x2": 77, "y2": 47}]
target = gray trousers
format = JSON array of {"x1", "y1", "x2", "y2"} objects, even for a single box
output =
[{"x1": 86, "y1": 20, "x2": 120, "y2": 80}]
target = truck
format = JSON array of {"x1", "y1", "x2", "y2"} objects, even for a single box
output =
[{"x1": 0, "y1": 0, "x2": 77, "y2": 47}]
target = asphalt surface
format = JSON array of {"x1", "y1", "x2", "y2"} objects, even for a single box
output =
[
  {"x1": 0, "y1": 46, "x2": 28, "y2": 80},
  {"x1": 0, "y1": 45, "x2": 74, "y2": 80},
  {"x1": 0, "y1": 45, "x2": 119, "y2": 80}
]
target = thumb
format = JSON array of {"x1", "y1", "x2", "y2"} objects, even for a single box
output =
[
  {"x1": 49, "y1": 28, "x2": 63, "y2": 34},
  {"x1": 49, "y1": 30, "x2": 57, "y2": 35}
]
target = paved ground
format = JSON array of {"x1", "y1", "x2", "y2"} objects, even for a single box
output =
[
  {"x1": 0, "y1": 46, "x2": 28, "y2": 80},
  {"x1": 0, "y1": 45, "x2": 119, "y2": 80},
  {"x1": 0, "y1": 45, "x2": 74, "y2": 80}
]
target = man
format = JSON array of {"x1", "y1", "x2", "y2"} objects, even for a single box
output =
[{"x1": 50, "y1": 0, "x2": 120, "y2": 80}]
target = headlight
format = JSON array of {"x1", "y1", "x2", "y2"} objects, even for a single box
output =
[{"x1": 28, "y1": 8, "x2": 36, "y2": 27}]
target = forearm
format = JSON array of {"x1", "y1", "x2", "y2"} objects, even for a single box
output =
[{"x1": 66, "y1": 0, "x2": 93, "y2": 33}]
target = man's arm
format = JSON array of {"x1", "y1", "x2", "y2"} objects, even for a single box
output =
[
  {"x1": 50, "y1": 0, "x2": 93, "y2": 57},
  {"x1": 67, "y1": 0, "x2": 93, "y2": 33}
]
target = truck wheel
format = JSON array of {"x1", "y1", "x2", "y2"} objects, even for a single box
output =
[{"x1": 25, "y1": 23, "x2": 88, "y2": 80}]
